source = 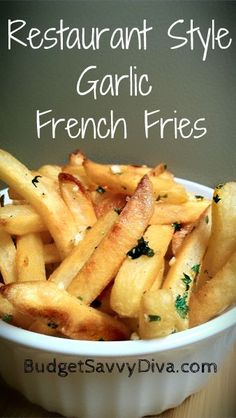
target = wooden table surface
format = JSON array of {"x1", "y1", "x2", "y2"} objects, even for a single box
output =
[{"x1": 1, "y1": 344, "x2": 236, "y2": 418}]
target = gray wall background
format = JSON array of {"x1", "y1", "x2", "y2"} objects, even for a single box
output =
[{"x1": 0, "y1": 1, "x2": 235, "y2": 188}]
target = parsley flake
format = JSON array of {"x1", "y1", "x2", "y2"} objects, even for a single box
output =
[
  {"x1": 148, "y1": 314, "x2": 161, "y2": 322},
  {"x1": 175, "y1": 294, "x2": 189, "y2": 319},
  {"x1": 216, "y1": 184, "x2": 224, "y2": 189},
  {"x1": 2, "y1": 314, "x2": 13, "y2": 323},
  {"x1": 191, "y1": 264, "x2": 200, "y2": 274},
  {"x1": 182, "y1": 273, "x2": 192, "y2": 291},
  {"x1": 205, "y1": 215, "x2": 209, "y2": 224},
  {"x1": 195, "y1": 195, "x2": 204, "y2": 200},
  {"x1": 172, "y1": 222, "x2": 182, "y2": 232},
  {"x1": 127, "y1": 237, "x2": 155, "y2": 259},
  {"x1": 114, "y1": 208, "x2": 122, "y2": 215},
  {"x1": 213, "y1": 194, "x2": 221, "y2": 203},
  {"x1": 32, "y1": 175, "x2": 42, "y2": 188},
  {"x1": 77, "y1": 296, "x2": 83, "y2": 301}
]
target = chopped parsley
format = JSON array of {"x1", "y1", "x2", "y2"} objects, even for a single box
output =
[
  {"x1": 195, "y1": 195, "x2": 204, "y2": 200},
  {"x1": 114, "y1": 208, "x2": 122, "y2": 215},
  {"x1": 127, "y1": 237, "x2": 155, "y2": 259},
  {"x1": 182, "y1": 273, "x2": 192, "y2": 291},
  {"x1": 77, "y1": 296, "x2": 83, "y2": 301},
  {"x1": 175, "y1": 294, "x2": 189, "y2": 319},
  {"x1": 148, "y1": 314, "x2": 161, "y2": 322},
  {"x1": 191, "y1": 264, "x2": 200, "y2": 274},
  {"x1": 98, "y1": 337, "x2": 105, "y2": 341},
  {"x1": 213, "y1": 194, "x2": 221, "y2": 203},
  {"x1": 2, "y1": 314, "x2": 13, "y2": 323},
  {"x1": 216, "y1": 183, "x2": 224, "y2": 189},
  {"x1": 86, "y1": 226, "x2": 92, "y2": 230},
  {"x1": 47, "y1": 321, "x2": 58, "y2": 329},
  {"x1": 205, "y1": 215, "x2": 209, "y2": 224},
  {"x1": 96, "y1": 186, "x2": 106, "y2": 194},
  {"x1": 32, "y1": 175, "x2": 42, "y2": 188},
  {"x1": 172, "y1": 222, "x2": 182, "y2": 232}
]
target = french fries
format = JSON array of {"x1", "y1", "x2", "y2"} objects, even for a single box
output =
[
  {"x1": 190, "y1": 250, "x2": 236, "y2": 327},
  {"x1": 49, "y1": 210, "x2": 118, "y2": 288},
  {"x1": 0, "y1": 204, "x2": 47, "y2": 235},
  {"x1": 197, "y1": 182, "x2": 236, "y2": 288},
  {"x1": 110, "y1": 225, "x2": 173, "y2": 317},
  {"x1": 0, "y1": 148, "x2": 235, "y2": 341},
  {"x1": 0, "y1": 149, "x2": 78, "y2": 258},
  {"x1": 162, "y1": 208, "x2": 211, "y2": 331},
  {"x1": 67, "y1": 175, "x2": 155, "y2": 304},
  {"x1": 0, "y1": 281, "x2": 129, "y2": 341},
  {"x1": 84, "y1": 158, "x2": 188, "y2": 203}
]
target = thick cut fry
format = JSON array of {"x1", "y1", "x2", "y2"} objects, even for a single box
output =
[
  {"x1": 0, "y1": 204, "x2": 46, "y2": 235},
  {"x1": 49, "y1": 210, "x2": 118, "y2": 288},
  {"x1": 150, "y1": 200, "x2": 211, "y2": 225},
  {"x1": 16, "y1": 233, "x2": 46, "y2": 282},
  {"x1": 110, "y1": 225, "x2": 173, "y2": 318},
  {"x1": 0, "y1": 229, "x2": 17, "y2": 284},
  {"x1": 197, "y1": 182, "x2": 236, "y2": 288},
  {"x1": 139, "y1": 289, "x2": 177, "y2": 339},
  {"x1": 84, "y1": 159, "x2": 187, "y2": 203},
  {"x1": 190, "y1": 250, "x2": 236, "y2": 327},
  {"x1": 0, "y1": 149, "x2": 78, "y2": 258},
  {"x1": 0, "y1": 282, "x2": 130, "y2": 341},
  {"x1": 162, "y1": 208, "x2": 211, "y2": 331},
  {"x1": 43, "y1": 243, "x2": 60, "y2": 264},
  {"x1": 67, "y1": 175, "x2": 155, "y2": 304},
  {"x1": 59, "y1": 173, "x2": 97, "y2": 231}
]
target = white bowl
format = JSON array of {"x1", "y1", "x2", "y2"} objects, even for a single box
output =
[{"x1": 0, "y1": 179, "x2": 236, "y2": 418}]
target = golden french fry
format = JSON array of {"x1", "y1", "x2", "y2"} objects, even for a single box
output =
[
  {"x1": 67, "y1": 175, "x2": 155, "y2": 304},
  {"x1": 162, "y1": 208, "x2": 211, "y2": 331},
  {"x1": 0, "y1": 229, "x2": 17, "y2": 284},
  {"x1": 49, "y1": 210, "x2": 118, "y2": 288},
  {"x1": 110, "y1": 225, "x2": 173, "y2": 318},
  {"x1": 0, "y1": 149, "x2": 78, "y2": 258},
  {"x1": 190, "y1": 250, "x2": 236, "y2": 327},
  {"x1": 43, "y1": 243, "x2": 60, "y2": 264},
  {"x1": 150, "y1": 200, "x2": 211, "y2": 225},
  {"x1": 139, "y1": 289, "x2": 177, "y2": 339},
  {"x1": 0, "y1": 204, "x2": 46, "y2": 235},
  {"x1": 16, "y1": 233, "x2": 46, "y2": 282},
  {"x1": 0, "y1": 281, "x2": 130, "y2": 341},
  {"x1": 197, "y1": 182, "x2": 236, "y2": 287},
  {"x1": 59, "y1": 173, "x2": 97, "y2": 231},
  {"x1": 84, "y1": 158, "x2": 187, "y2": 203}
]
